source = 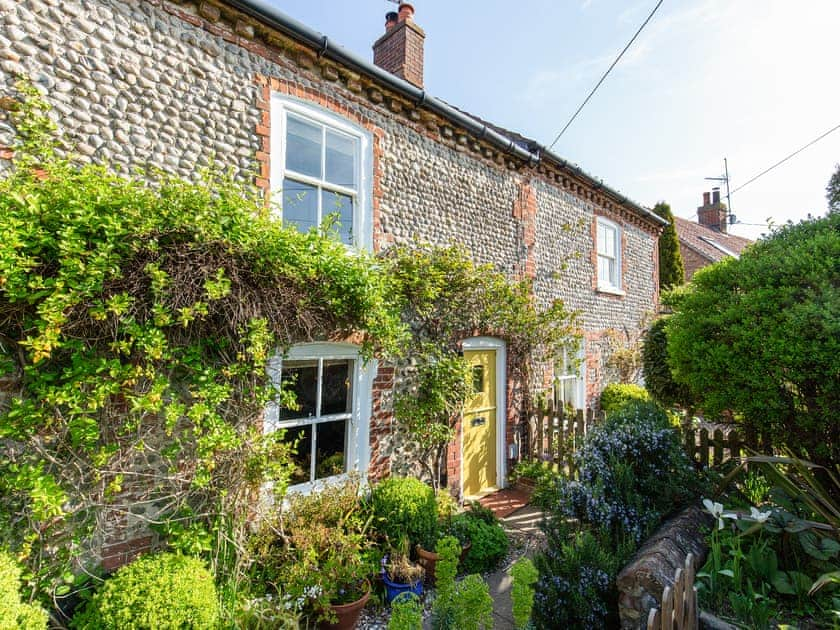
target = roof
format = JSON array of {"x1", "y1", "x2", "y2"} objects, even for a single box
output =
[
  {"x1": 224, "y1": 0, "x2": 668, "y2": 229},
  {"x1": 674, "y1": 216, "x2": 753, "y2": 263}
]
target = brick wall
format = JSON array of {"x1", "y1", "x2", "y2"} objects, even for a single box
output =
[{"x1": 680, "y1": 245, "x2": 710, "y2": 280}]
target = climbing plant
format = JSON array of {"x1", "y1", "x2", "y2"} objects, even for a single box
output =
[
  {"x1": 0, "y1": 81, "x2": 403, "y2": 613},
  {"x1": 383, "y1": 241, "x2": 578, "y2": 488}
]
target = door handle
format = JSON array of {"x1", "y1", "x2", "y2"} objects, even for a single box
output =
[{"x1": 471, "y1": 417, "x2": 487, "y2": 427}]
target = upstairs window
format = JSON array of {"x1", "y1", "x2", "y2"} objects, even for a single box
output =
[
  {"x1": 271, "y1": 97, "x2": 372, "y2": 249},
  {"x1": 596, "y1": 217, "x2": 622, "y2": 292}
]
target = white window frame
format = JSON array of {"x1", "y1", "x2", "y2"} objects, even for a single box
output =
[
  {"x1": 264, "y1": 342, "x2": 376, "y2": 494},
  {"x1": 554, "y1": 345, "x2": 585, "y2": 412},
  {"x1": 596, "y1": 216, "x2": 623, "y2": 293},
  {"x1": 270, "y1": 95, "x2": 373, "y2": 251}
]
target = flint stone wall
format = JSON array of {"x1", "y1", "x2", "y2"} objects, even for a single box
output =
[{"x1": 616, "y1": 504, "x2": 712, "y2": 629}]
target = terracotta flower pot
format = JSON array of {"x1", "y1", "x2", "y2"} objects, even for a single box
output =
[
  {"x1": 319, "y1": 588, "x2": 370, "y2": 630},
  {"x1": 415, "y1": 541, "x2": 472, "y2": 585}
]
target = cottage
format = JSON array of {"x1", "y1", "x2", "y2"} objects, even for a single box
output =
[{"x1": 0, "y1": 0, "x2": 666, "y2": 525}]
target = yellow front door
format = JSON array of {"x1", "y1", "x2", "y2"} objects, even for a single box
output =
[{"x1": 463, "y1": 349, "x2": 497, "y2": 498}]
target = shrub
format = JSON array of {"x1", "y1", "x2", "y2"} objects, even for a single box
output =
[
  {"x1": 642, "y1": 317, "x2": 695, "y2": 410},
  {"x1": 448, "y1": 511, "x2": 508, "y2": 574},
  {"x1": 446, "y1": 575, "x2": 494, "y2": 630},
  {"x1": 0, "y1": 551, "x2": 47, "y2": 630},
  {"x1": 371, "y1": 477, "x2": 438, "y2": 549},
  {"x1": 71, "y1": 553, "x2": 218, "y2": 630},
  {"x1": 559, "y1": 402, "x2": 699, "y2": 545},
  {"x1": 533, "y1": 402, "x2": 702, "y2": 628},
  {"x1": 665, "y1": 212, "x2": 840, "y2": 469},
  {"x1": 249, "y1": 476, "x2": 373, "y2": 622},
  {"x1": 0, "y1": 83, "x2": 402, "y2": 605},
  {"x1": 387, "y1": 593, "x2": 423, "y2": 630},
  {"x1": 533, "y1": 530, "x2": 621, "y2": 629},
  {"x1": 431, "y1": 537, "x2": 493, "y2": 630},
  {"x1": 599, "y1": 383, "x2": 650, "y2": 415},
  {"x1": 510, "y1": 558, "x2": 538, "y2": 629}
]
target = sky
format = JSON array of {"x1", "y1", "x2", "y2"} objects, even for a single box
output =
[{"x1": 271, "y1": 0, "x2": 840, "y2": 240}]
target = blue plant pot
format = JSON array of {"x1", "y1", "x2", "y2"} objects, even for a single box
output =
[{"x1": 381, "y1": 571, "x2": 423, "y2": 604}]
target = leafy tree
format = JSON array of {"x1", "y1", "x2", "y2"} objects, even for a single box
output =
[
  {"x1": 665, "y1": 212, "x2": 840, "y2": 468},
  {"x1": 827, "y1": 164, "x2": 840, "y2": 212},
  {"x1": 653, "y1": 201, "x2": 685, "y2": 290}
]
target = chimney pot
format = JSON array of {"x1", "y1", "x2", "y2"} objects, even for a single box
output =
[
  {"x1": 703, "y1": 191, "x2": 711, "y2": 206},
  {"x1": 373, "y1": 3, "x2": 425, "y2": 87},
  {"x1": 398, "y1": 3, "x2": 415, "y2": 21}
]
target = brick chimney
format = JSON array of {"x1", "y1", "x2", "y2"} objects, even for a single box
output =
[
  {"x1": 372, "y1": 3, "x2": 425, "y2": 88},
  {"x1": 697, "y1": 188, "x2": 728, "y2": 233}
]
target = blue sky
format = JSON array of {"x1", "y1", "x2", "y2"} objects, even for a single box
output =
[{"x1": 272, "y1": 1, "x2": 840, "y2": 240}]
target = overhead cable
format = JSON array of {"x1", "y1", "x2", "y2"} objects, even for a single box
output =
[
  {"x1": 547, "y1": 0, "x2": 665, "y2": 150},
  {"x1": 731, "y1": 122, "x2": 840, "y2": 194}
]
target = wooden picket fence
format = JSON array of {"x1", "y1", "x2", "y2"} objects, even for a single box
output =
[
  {"x1": 522, "y1": 405, "x2": 748, "y2": 474},
  {"x1": 647, "y1": 553, "x2": 698, "y2": 630},
  {"x1": 682, "y1": 425, "x2": 746, "y2": 467},
  {"x1": 524, "y1": 400, "x2": 604, "y2": 476}
]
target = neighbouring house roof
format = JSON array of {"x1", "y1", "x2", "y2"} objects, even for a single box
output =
[
  {"x1": 223, "y1": 0, "x2": 668, "y2": 229},
  {"x1": 674, "y1": 216, "x2": 753, "y2": 263}
]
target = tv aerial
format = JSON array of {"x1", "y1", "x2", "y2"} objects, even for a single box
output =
[{"x1": 705, "y1": 158, "x2": 735, "y2": 225}]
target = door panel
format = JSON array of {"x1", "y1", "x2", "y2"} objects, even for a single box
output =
[{"x1": 463, "y1": 349, "x2": 496, "y2": 498}]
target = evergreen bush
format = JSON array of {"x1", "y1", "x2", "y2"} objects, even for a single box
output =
[
  {"x1": 533, "y1": 402, "x2": 702, "y2": 628},
  {"x1": 370, "y1": 477, "x2": 438, "y2": 549},
  {"x1": 448, "y1": 511, "x2": 508, "y2": 574},
  {"x1": 599, "y1": 383, "x2": 650, "y2": 415},
  {"x1": 666, "y1": 212, "x2": 840, "y2": 469},
  {"x1": 0, "y1": 551, "x2": 47, "y2": 630},
  {"x1": 641, "y1": 317, "x2": 694, "y2": 410},
  {"x1": 71, "y1": 553, "x2": 218, "y2": 630}
]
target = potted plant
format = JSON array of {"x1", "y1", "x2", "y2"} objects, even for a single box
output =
[
  {"x1": 249, "y1": 477, "x2": 375, "y2": 629},
  {"x1": 381, "y1": 540, "x2": 424, "y2": 604}
]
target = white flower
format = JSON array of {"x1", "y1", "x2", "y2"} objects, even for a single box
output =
[
  {"x1": 749, "y1": 506, "x2": 772, "y2": 523},
  {"x1": 703, "y1": 498, "x2": 736, "y2": 530}
]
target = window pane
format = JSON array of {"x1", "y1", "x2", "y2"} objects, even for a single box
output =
[
  {"x1": 598, "y1": 223, "x2": 615, "y2": 256},
  {"x1": 321, "y1": 360, "x2": 352, "y2": 415},
  {"x1": 598, "y1": 255, "x2": 614, "y2": 286},
  {"x1": 277, "y1": 361, "x2": 318, "y2": 420},
  {"x1": 282, "y1": 178, "x2": 319, "y2": 234},
  {"x1": 321, "y1": 190, "x2": 354, "y2": 245},
  {"x1": 325, "y1": 129, "x2": 356, "y2": 188},
  {"x1": 287, "y1": 424, "x2": 313, "y2": 485},
  {"x1": 286, "y1": 114, "x2": 322, "y2": 178},
  {"x1": 315, "y1": 419, "x2": 347, "y2": 480}
]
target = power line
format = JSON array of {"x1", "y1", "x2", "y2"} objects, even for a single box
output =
[
  {"x1": 731, "y1": 122, "x2": 840, "y2": 195},
  {"x1": 547, "y1": 0, "x2": 665, "y2": 150}
]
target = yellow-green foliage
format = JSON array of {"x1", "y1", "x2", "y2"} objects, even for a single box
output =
[
  {"x1": 510, "y1": 558, "x2": 538, "y2": 629},
  {"x1": 371, "y1": 476, "x2": 438, "y2": 549},
  {"x1": 599, "y1": 383, "x2": 650, "y2": 414},
  {"x1": 71, "y1": 553, "x2": 218, "y2": 630},
  {"x1": 0, "y1": 81, "x2": 403, "y2": 603},
  {"x1": 387, "y1": 593, "x2": 423, "y2": 630},
  {"x1": 0, "y1": 551, "x2": 47, "y2": 630}
]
